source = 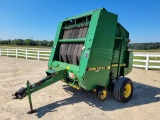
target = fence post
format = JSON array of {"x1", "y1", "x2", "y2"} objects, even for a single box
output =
[
  {"x1": 7, "y1": 48, "x2": 9, "y2": 57},
  {"x1": 38, "y1": 50, "x2": 40, "y2": 60},
  {"x1": 16, "y1": 48, "x2": 18, "y2": 58},
  {"x1": 145, "y1": 54, "x2": 149, "y2": 70},
  {"x1": 26, "y1": 49, "x2": 28, "y2": 59},
  {"x1": 0, "y1": 48, "x2": 1, "y2": 56}
]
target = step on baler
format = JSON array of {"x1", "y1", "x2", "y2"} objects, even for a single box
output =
[{"x1": 14, "y1": 8, "x2": 133, "y2": 113}]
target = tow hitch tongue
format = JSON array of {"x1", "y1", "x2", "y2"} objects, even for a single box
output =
[
  {"x1": 14, "y1": 75, "x2": 52, "y2": 99},
  {"x1": 14, "y1": 69, "x2": 66, "y2": 113}
]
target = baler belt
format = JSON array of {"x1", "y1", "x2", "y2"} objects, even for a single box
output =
[
  {"x1": 66, "y1": 44, "x2": 72, "y2": 64},
  {"x1": 77, "y1": 44, "x2": 83, "y2": 62},
  {"x1": 78, "y1": 27, "x2": 84, "y2": 38},
  {"x1": 65, "y1": 29, "x2": 70, "y2": 39},
  {"x1": 74, "y1": 28, "x2": 80, "y2": 38},
  {"x1": 62, "y1": 29, "x2": 67, "y2": 39},
  {"x1": 62, "y1": 25, "x2": 88, "y2": 39},
  {"x1": 72, "y1": 44, "x2": 79, "y2": 65},
  {"x1": 68, "y1": 29, "x2": 73, "y2": 39},
  {"x1": 59, "y1": 43, "x2": 83, "y2": 65},
  {"x1": 70, "y1": 44, "x2": 76, "y2": 63},
  {"x1": 70, "y1": 29, "x2": 76, "y2": 39},
  {"x1": 61, "y1": 44, "x2": 69, "y2": 62},
  {"x1": 81, "y1": 27, "x2": 88, "y2": 38}
]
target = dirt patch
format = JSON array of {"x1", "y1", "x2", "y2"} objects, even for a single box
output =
[{"x1": 0, "y1": 57, "x2": 160, "y2": 120}]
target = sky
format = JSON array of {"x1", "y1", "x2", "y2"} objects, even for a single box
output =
[{"x1": 0, "y1": 0, "x2": 160, "y2": 43}]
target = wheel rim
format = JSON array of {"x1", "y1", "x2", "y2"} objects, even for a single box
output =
[
  {"x1": 100, "y1": 90, "x2": 107, "y2": 99},
  {"x1": 124, "y1": 84, "x2": 131, "y2": 98}
]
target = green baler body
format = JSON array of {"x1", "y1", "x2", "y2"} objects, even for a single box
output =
[{"x1": 48, "y1": 8, "x2": 133, "y2": 90}]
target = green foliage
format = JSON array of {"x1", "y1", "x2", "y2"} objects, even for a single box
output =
[
  {"x1": 0, "y1": 39, "x2": 54, "y2": 47},
  {"x1": 1, "y1": 40, "x2": 159, "y2": 50},
  {"x1": 133, "y1": 49, "x2": 160, "y2": 52},
  {"x1": 129, "y1": 42, "x2": 160, "y2": 50}
]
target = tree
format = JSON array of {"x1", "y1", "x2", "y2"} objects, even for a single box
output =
[{"x1": 24, "y1": 39, "x2": 32, "y2": 46}]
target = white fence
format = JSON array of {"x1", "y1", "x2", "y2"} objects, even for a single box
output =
[
  {"x1": 0, "y1": 48, "x2": 160, "y2": 70},
  {"x1": 0, "y1": 48, "x2": 51, "y2": 60},
  {"x1": 133, "y1": 53, "x2": 160, "y2": 70}
]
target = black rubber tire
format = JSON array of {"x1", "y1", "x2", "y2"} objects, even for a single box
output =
[
  {"x1": 113, "y1": 77, "x2": 134, "y2": 103},
  {"x1": 95, "y1": 87, "x2": 107, "y2": 102}
]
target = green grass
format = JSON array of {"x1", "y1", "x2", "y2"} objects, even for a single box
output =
[
  {"x1": 134, "y1": 56, "x2": 160, "y2": 60},
  {"x1": 133, "y1": 49, "x2": 160, "y2": 52}
]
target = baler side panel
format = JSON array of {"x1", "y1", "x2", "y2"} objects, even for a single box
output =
[
  {"x1": 117, "y1": 24, "x2": 131, "y2": 77},
  {"x1": 111, "y1": 23, "x2": 130, "y2": 79},
  {"x1": 76, "y1": 10, "x2": 101, "y2": 89},
  {"x1": 84, "y1": 10, "x2": 118, "y2": 90},
  {"x1": 48, "y1": 22, "x2": 63, "y2": 68}
]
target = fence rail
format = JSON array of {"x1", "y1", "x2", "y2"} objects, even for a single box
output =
[
  {"x1": 0, "y1": 48, "x2": 51, "y2": 60},
  {"x1": 0, "y1": 48, "x2": 160, "y2": 70},
  {"x1": 133, "y1": 53, "x2": 160, "y2": 70}
]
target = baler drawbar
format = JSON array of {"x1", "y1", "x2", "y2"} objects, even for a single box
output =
[
  {"x1": 14, "y1": 8, "x2": 134, "y2": 113},
  {"x1": 15, "y1": 69, "x2": 66, "y2": 99}
]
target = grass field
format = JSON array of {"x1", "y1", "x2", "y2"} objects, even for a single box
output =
[{"x1": 133, "y1": 49, "x2": 160, "y2": 52}]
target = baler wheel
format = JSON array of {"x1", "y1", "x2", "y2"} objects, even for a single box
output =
[
  {"x1": 95, "y1": 87, "x2": 107, "y2": 102},
  {"x1": 113, "y1": 77, "x2": 133, "y2": 103}
]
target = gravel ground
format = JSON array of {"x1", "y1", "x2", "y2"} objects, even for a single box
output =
[{"x1": 0, "y1": 57, "x2": 160, "y2": 120}]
